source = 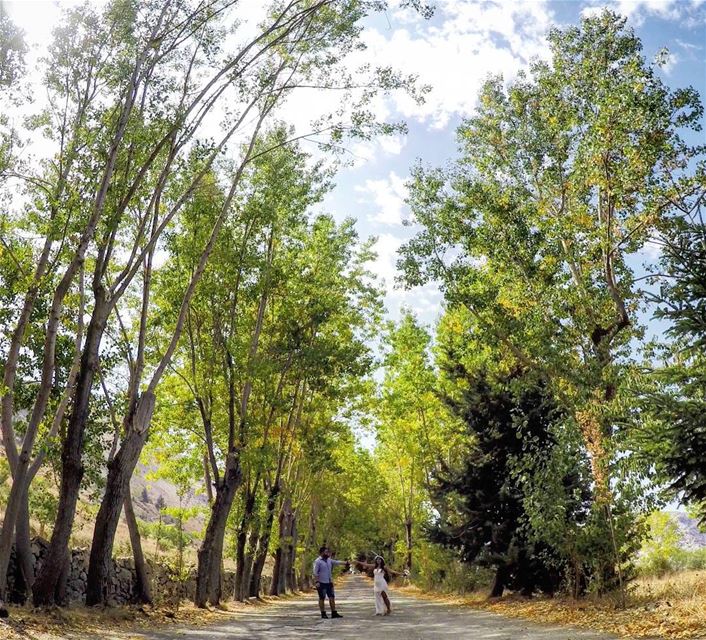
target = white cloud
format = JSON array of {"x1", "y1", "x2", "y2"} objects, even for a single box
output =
[
  {"x1": 356, "y1": 0, "x2": 555, "y2": 129},
  {"x1": 379, "y1": 134, "x2": 407, "y2": 156},
  {"x1": 367, "y1": 233, "x2": 442, "y2": 322},
  {"x1": 356, "y1": 171, "x2": 409, "y2": 226},
  {"x1": 370, "y1": 232, "x2": 404, "y2": 290},
  {"x1": 641, "y1": 234, "x2": 663, "y2": 261},
  {"x1": 675, "y1": 38, "x2": 703, "y2": 51},
  {"x1": 345, "y1": 133, "x2": 407, "y2": 168},
  {"x1": 581, "y1": 0, "x2": 706, "y2": 26}
]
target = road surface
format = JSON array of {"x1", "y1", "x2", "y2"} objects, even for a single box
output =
[{"x1": 109, "y1": 574, "x2": 616, "y2": 640}]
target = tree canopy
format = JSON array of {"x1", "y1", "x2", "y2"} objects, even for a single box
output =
[{"x1": 0, "y1": 4, "x2": 704, "y2": 617}]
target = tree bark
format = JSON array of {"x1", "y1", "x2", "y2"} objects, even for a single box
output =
[
  {"x1": 203, "y1": 453, "x2": 214, "y2": 505},
  {"x1": 271, "y1": 496, "x2": 295, "y2": 596},
  {"x1": 30, "y1": 459, "x2": 78, "y2": 606},
  {"x1": 124, "y1": 491, "x2": 151, "y2": 604},
  {"x1": 489, "y1": 565, "x2": 508, "y2": 598},
  {"x1": 405, "y1": 518, "x2": 413, "y2": 572},
  {"x1": 286, "y1": 509, "x2": 297, "y2": 593},
  {"x1": 0, "y1": 474, "x2": 29, "y2": 607},
  {"x1": 298, "y1": 505, "x2": 317, "y2": 591},
  {"x1": 14, "y1": 490, "x2": 34, "y2": 604},
  {"x1": 195, "y1": 453, "x2": 242, "y2": 608},
  {"x1": 85, "y1": 393, "x2": 155, "y2": 606},
  {"x1": 269, "y1": 502, "x2": 286, "y2": 596},
  {"x1": 241, "y1": 525, "x2": 259, "y2": 600},
  {"x1": 32, "y1": 298, "x2": 109, "y2": 606},
  {"x1": 249, "y1": 482, "x2": 279, "y2": 598},
  {"x1": 233, "y1": 487, "x2": 257, "y2": 601}
]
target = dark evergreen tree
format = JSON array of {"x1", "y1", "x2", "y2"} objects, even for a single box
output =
[{"x1": 428, "y1": 362, "x2": 589, "y2": 597}]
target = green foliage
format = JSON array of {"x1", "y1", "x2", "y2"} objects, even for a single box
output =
[
  {"x1": 637, "y1": 512, "x2": 706, "y2": 577},
  {"x1": 413, "y1": 542, "x2": 492, "y2": 594},
  {"x1": 373, "y1": 311, "x2": 458, "y2": 567},
  {"x1": 638, "y1": 512, "x2": 684, "y2": 577},
  {"x1": 28, "y1": 476, "x2": 59, "y2": 538},
  {"x1": 0, "y1": 3, "x2": 26, "y2": 87},
  {"x1": 429, "y1": 323, "x2": 589, "y2": 596},
  {"x1": 2, "y1": 0, "x2": 704, "y2": 610},
  {"x1": 640, "y1": 208, "x2": 706, "y2": 519},
  {"x1": 0, "y1": 457, "x2": 9, "y2": 505},
  {"x1": 396, "y1": 9, "x2": 703, "y2": 593}
]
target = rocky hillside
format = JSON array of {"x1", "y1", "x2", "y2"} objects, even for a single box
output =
[
  {"x1": 129, "y1": 464, "x2": 208, "y2": 531},
  {"x1": 669, "y1": 511, "x2": 706, "y2": 549}
]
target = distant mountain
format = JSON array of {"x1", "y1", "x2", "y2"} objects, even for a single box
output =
[
  {"x1": 667, "y1": 511, "x2": 706, "y2": 550},
  {"x1": 130, "y1": 464, "x2": 208, "y2": 532}
]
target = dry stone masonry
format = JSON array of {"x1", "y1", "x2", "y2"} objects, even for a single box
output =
[{"x1": 6, "y1": 538, "x2": 270, "y2": 605}]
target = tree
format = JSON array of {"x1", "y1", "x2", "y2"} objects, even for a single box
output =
[
  {"x1": 374, "y1": 310, "x2": 458, "y2": 572},
  {"x1": 147, "y1": 135, "x2": 382, "y2": 605},
  {"x1": 638, "y1": 511, "x2": 685, "y2": 577},
  {"x1": 398, "y1": 10, "x2": 703, "y2": 593},
  {"x1": 0, "y1": 0, "x2": 415, "y2": 609},
  {"x1": 428, "y1": 311, "x2": 589, "y2": 597},
  {"x1": 640, "y1": 193, "x2": 706, "y2": 519},
  {"x1": 0, "y1": 3, "x2": 25, "y2": 88}
]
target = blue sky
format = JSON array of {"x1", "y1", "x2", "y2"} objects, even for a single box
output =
[
  {"x1": 316, "y1": 0, "x2": 706, "y2": 328},
  {"x1": 5, "y1": 0, "x2": 706, "y2": 329}
]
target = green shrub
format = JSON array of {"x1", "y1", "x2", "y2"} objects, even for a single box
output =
[{"x1": 637, "y1": 512, "x2": 706, "y2": 577}]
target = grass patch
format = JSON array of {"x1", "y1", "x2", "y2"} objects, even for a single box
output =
[{"x1": 401, "y1": 570, "x2": 706, "y2": 639}]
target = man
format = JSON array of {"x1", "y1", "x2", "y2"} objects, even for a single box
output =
[{"x1": 313, "y1": 546, "x2": 347, "y2": 619}]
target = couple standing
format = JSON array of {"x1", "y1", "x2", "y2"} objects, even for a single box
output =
[{"x1": 313, "y1": 546, "x2": 402, "y2": 618}]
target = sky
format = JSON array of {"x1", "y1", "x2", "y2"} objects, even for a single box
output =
[
  {"x1": 330, "y1": 0, "x2": 706, "y2": 329},
  {"x1": 4, "y1": 0, "x2": 706, "y2": 330}
]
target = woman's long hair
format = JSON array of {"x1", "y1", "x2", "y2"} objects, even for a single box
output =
[{"x1": 374, "y1": 556, "x2": 390, "y2": 582}]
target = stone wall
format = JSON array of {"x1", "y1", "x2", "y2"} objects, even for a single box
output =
[{"x1": 6, "y1": 538, "x2": 271, "y2": 605}]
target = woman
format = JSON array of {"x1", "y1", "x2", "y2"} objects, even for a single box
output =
[{"x1": 356, "y1": 556, "x2": 404, "y2": 615}]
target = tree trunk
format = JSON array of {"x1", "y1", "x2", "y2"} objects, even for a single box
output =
[
  {"x1": 124, "y1": 492, "x2": 151, "y2": 604},
  {"x1": 241, "y1": 529, "x2": 258, "y2": 599},
  {"x1": 0, "y1": 473, "x2": 32, "y2": 611},
  {"x1": 85, "y1": 436, "x2": 146, "y2": 605},
  {"x1": 195, "y1": 453, "x2": 242, "y2": 608},
  {"x1": 286, "y1": 510, "x2": 297, "y2": 593},
  {"x1": 233, "y1": 489, "x2": 256, "y2": 601},
  {"x1": 299, "y1": 506, "x2": 317, "y2": 591},
  {"x1": 85, "y1": 393, "x2": 154, "y2": 606},
  {"x1": 0, "y1": 471, "x2": 28, "y2": 608},
  {"x1": 270, "y1": 498, "x2": 289, "y2": 596},
  {"x1": 33, "y1": 301, "x2": 109, "y2": 606},
  {"x1": 489, "y1": 565, "x2": 507, "y2": 598},
  {"x1": 31, "y1": 461, "x2": 80, "y2": 606},
  {"x1": 14, "y1": 490, "x2": 34, "y2": 604},
  {"x1": 249, "y1": 483, "x2": 279, "y2": 598},
  {"x1": 269, "y1": 548, "x2": 282, "y2": 596},
  {"x1": 203, "y1": 453, "x2": 214, "y2": 505},
  {"x1": 405, "y1": 518, "x2": 413, "y2": 572}
]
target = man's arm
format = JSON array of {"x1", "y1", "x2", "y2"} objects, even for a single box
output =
[{"x1": 313, "y1": 559, "x2": 321, "y2": 584}]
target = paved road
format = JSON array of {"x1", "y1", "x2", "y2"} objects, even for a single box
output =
[{"x1": 115, "y1": 575, "x2": 615, "y2": 640}]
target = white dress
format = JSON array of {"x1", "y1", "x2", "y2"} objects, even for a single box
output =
[{"x1": 373, "y1": 568, "x2": 389, "y2": 615}]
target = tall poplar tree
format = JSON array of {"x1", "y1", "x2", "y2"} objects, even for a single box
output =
[{"x1": 399, "y1": 10, "x2": 703, "y2": 591}]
